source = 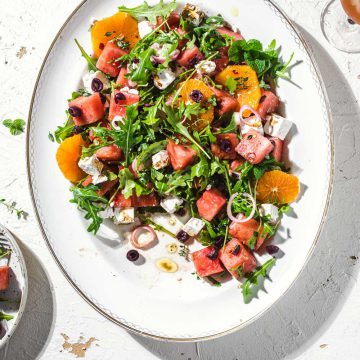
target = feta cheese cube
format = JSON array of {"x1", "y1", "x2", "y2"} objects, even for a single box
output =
[
  {"x1": 138, "y1": 20, "x2": 153, "y2": 38},
  {"x1": 259, "y1": 204, "x2": 279, "y2": 224},
  {"x1": 99, "y1": 207, "x2": 114, "y2": 219},
  {"x1": 113, "y1": 207, "x2": 135, "y2": 224},
  {"x1": 160, "y1": 196, "x2": 183, "y2": 214},
  {"x1": 78, "y1": 155, "x2": 107, "y2": 185},
  {"x1": 182, "y1": 217, "x2": 205, "y2": 237},
  {"x1": 154, "y1": 68, "x2": 176, "y2": 90},
  {"x1": 195, "y1": 60, "x2": 216, "y2": 75},
  {"x1": 92, "y1": 174, "x2": 108, "y2": 185},
  {"x1": 152, "y1": 150, "x2": 170, "y2": 170},
  {"x1": 82, "y1": 71, "x2": 110, "y2": 93},
  {"x1": 264, "y1": 114, "x2": 293, "y2": 140}
]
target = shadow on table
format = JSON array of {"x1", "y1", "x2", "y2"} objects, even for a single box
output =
[
  {"x1": 0, "y1": 235, "x2": 55, "y2": 360},
  {"x1": 129, "y1": 27, "x2": 360, "y2": 360}
]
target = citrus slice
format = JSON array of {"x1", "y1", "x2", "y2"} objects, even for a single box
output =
[
  {"x1": 56, "y1": 134, "x2": 86, "y2": 182},
  {"x1": 256, "y1": 170, "x2": 300, "y2": 204},
  {"x1": 178, "y1": 79, "x2": 214, "y2": 131}
]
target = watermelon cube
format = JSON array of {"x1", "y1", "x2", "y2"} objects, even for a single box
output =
[
  {"x1": 191, "y1": 246, "x2": 224, "y2": 278},
  {"x1": 0, "y1": 265, "x2": 10, "y2": 291},
  {"x1": 166, "y1": 139, "x2": 197, "y2": 170},
  {"x1": 96, "y1": 42, "x2": 127, "y2": 77},
  {"x1": 177, "y1": 46, "x2": 204, "y2": 68},
  {"x1": 230, "y1": 158, "x2": 245, "y2": 171},
  {"x1": 113, "y1": 192, "x2": 159, "y2": 208},
  {"x1": 229, "y1": 218, "x2": 267, "y2": 250},
  {"x1": 219, "y1": 238, "x2": 257, "y2": 278},
  {"x1": 214, "y1": 46, "x2": 229, "y2": 74},
  {"x1": 211, "y1": 133, "x2": 239, "y2": 160},
  {"x1": 196, "y1": 188, "x2": 227, "y2": 221},
  {"x1": 96, "y1": 180, "x2": 118, "y2": 197},
  {"x1": 267, "y1": 136, "x2": 283, "y2": 162},
  {"x1": 109, "y1": 89, "x2": 140, "y2": 120},
  {"x1": 217, "y1": 27, "x2": 244, "y2": 41},
  {"x1": 235, "y1": 129, "x2": 273, "y2": 164},
  {"x1": 95, "y1": 144, "x2": 123, "y2": 162},
  {"x1": 116, "y1": 67, "x2": 129, "y2": 87},
  {"x1": 68, "y1": 93, "x2": 105, "y2": 126},
  {"x1": 212, "y1": 88, "x2": 239, "y2": 116},
  {"x1": 257, "y1": 90, "x2": 280, "y2": 119}
]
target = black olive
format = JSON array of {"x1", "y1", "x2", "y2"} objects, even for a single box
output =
[
  {"x1": 115, "y1": 92, "x2": 126, "y2": 104},
  {"x1": 175, "y1": 207, "x2": 186, "y2": 217},
  {"x1": 99, "y1": 93, "x2": 106, "y2": 104},
  {"x1": 219, "y1": 138, "x2": 232, "y2": 153},
  {"x1": 189, "y1": 90, "x2": 204, "y2": 103},
  {"x1": 214, "y1": 238, "x2": 224, "y2": 249},
  {"x1": 348, "y1": 18, "x2": 356, "y2": 25},
  {"x1": 68, "y1": 106, "x2": 82, "y2": 117},
  {"x1": 259, "y1": 95, "x2": 266, "y2": 103},
  {"x1": 126, "y1": 249, "x2": 140, "y2": 262},
  {"x1": 232, "y1": 245, "x2": 241, "y2": 256},
  {"x1": 73, "y1": 126, "x2": 84, "y2": 135},
  {"x1": 206, "y1": 248, "x2": 218, "y2": 260},
  {"x1": 176, "y1": 230, "x2": 190, "y2": 242},
  {"x1": 133, "y1": 58, "x2": 140, "y2": 64},
  {"x1": 189, "y1": 56, "x2": 200, "y2": 67},
  {"x1": 91, "y1": 78, "x2": 104, "y2": 92},
  {"x1": 266, "y1": 245, "x2": 279, "y2": 255}
]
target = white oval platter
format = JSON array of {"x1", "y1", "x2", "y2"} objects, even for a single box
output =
[{"x1": 27, "y1": 0, "x2": 333, "y2": 341}]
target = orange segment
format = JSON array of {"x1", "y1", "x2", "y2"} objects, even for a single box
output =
[
  {"x1": 215, "y1": 65, "x2": 261, "y2": 115},
  {"x1": 56, "y1": 135, "x2": 86, "y2": 182},
  {"x1": 256, "y1": 170, "x2": 300, "y2": 204},
  {"x1": 91, "y1": 12, "x2": 140, "y2": 58},
  {"x1": 178, "y1": 79, "x2": 214, "y2": 131}
]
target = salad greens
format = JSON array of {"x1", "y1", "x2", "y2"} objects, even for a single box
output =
[{"x1": 2, "y1": 118, "x2": 25, "y2": 136}]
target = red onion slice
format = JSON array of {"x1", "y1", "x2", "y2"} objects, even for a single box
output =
[
  {"x1": 131, "y1": 226, "x2": 157, "y2": 249},
  {"x1": 227, "y1": 192, "x2": 256, "y2": 223},
  {"x1": 237, "y1": 105, "x2": 262, "y2": 127}
]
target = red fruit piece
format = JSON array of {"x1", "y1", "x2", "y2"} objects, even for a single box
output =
[
  {"x1": 95, "y1": 144, "x2": 123, "y2": 162},
  {"x1": 235, "y1": 129, "x2": 273, "y2": 164},
  {"x1": 217, "y1": 27, "x2": 244, "y2": 41},
  {"x1": 113, "y1": 192, "x2": 159, "y2": 208},
  {"x1": 267, "y1": 136, "x2": 283, "y2": 162},
  {"x1": 211, "y1": 87, "x2": 239, "y2": 116},
  {"x1": 177, "y1": 46, "x2": 204, "y2": 68},
  {"x1": 116, "y1": 67, "x2": 129, "y2": 87},
  {"x1": 211, "y1": 133, "x2": 239, "y2": 160},
  {"x1": 97, "y1": 180, "x2": 118, "y2": 197},
  {"x1": 219, "y1": 238, "x2": 257, "y2": 278},
  {"x1": 96, "y1": 42, "x2": 127, "y2": 77},
  {"x1": 191, "y1": 247, "x2": 224, "y2": 278},
  {"x1": 68, "y1": 93, "x2": 105, "y2": 126},
  {"x1": 257, "y1": 90, "x2": 280, "y2": 119},
  {"x1": 0, "y1": 266, "x2": 10, "y2": 291},
  {"x1": 213, "y1": 46, "x2": 229, "y2": 74},
  {"x1": 196, "y1": 188, "x2": 227, "y2": 221},
  {"x1": 166, "y1": 139, "x2": 197, "y2": 170},
  {"x1": 109, "y1": 89, "x2": 140, "y2": 120},
  {"x1": 230, "y1": 158, "x2": 245, "y2": 171}
]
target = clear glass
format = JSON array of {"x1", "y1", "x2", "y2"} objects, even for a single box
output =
[{"x1": 321, "y1": 0, "x2": 360, "y2": 53}]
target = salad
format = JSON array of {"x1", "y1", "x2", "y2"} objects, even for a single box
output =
[{"x1": 53, "y1": 1, "x2": 300, "y2": 301}]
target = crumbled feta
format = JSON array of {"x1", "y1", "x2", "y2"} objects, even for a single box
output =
[
  {"x1": 138, "y1": 20, "x2": 153, "y2": 38},
  {"x1": 234, "y1": 112, "x2": 264, "y2": 135},
  {"x1": 182, "y1": 217, "x2": 205, "y2": 237},
  {"x1": 264, "y1": 114, "x2": 293, "y2": 140},
  {"x1": 259, "y1": 204, "x2": 279, "y2": 225},
  {"x1": 152, "y1": 150, "x2": 170, "y2": 170},
  {"x1": 113, "y1": 207, "x2": 135, "y2": 224},
  {"x1": 154, "y1": 68, "x2": 176, "y2": 90},
  {"x1": 160, "y1": 196, "x2": 183, "y2": 214},
  {"x1": 111, "y1": 115, "x2": 124, "y2": 130},
  {"x1": 78, "y1": 155, "x2": 107, "y2": 185},
  {"x1": 195, "y1": 60, "x2": 216, "y2": 75},
  {"x1": 92, "y1": 174, "x2": 108, "y2": 185},
  {"x1": 99, "y1": 207, "x2": 114, "y2": 219},
  {"x1": 82, "y1": 71, "x2": 110, "y2": 93},
  {"x1": 182, "y1": 3, "x2": 204, "y2": 26}
]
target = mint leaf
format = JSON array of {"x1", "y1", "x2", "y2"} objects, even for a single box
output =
[{"x1": 2, "y1": 118, "x2": 25, "y2": 136}]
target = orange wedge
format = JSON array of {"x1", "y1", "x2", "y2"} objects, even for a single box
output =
[
  {"x1": 256, "y1": 170, "x2": 300, "y2": 204},
  {"x1": 91, "y1": 12, "x2": 140, "y2": 58},
  {"x1": 56, "y1": 134, "x2": 86, "y2": 182}
]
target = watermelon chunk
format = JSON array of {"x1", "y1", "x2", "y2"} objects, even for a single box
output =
[
  {"x1": 167, "y1": 139, "x2": 197, "y2": 170},
  {"x1": 211, "y1": 133, "x2": 239, "y2": 160},
  {"x1": 257, "y1": 90, "x2": 280, "y2": 119},
  {"x1": 219, "y1": 238, "x2": 257, "y2": 278},
  {"x1": 177, "y1": 46, "x2": 204, "y2": 68},
  {"x1": 211, "y1": 87, "x2": 239, "y2": 116},
  {"x1": 230, "y1": 158, "x2": 245, "y2": 171},
  {"x1": 113, "y1": 192, "x2": 159, "y2": 208},
  {"x1": 214, "y1": 46, "x2": 229, "y2": 74},
  {"x1": 267, "y1": 136, "x2": 283, "y2": 162},
  {"x1": 229, "y1": 218, "x2": 267, "y2": 250},
  {"x1": 68, "y1": 93, "x2": 105, "y2": 126},
  {"x1": 191, "y1": 246, "x2": 224, "y2": 278},
  {"x1": 96, "y1": 42, "x2": 127, "y2": 77},
  {"x1": 235, "y1": 129, "x2": 273, "y2": 164},
  {"x1": 217, "y1": 27, "x2": 244, "y2": 41},
  {"x1": 116, "y1": 67, "x2": 129, "y2": 87},
  {"x1": 196, "y1": 188, "x2": 227, "y2": 221},
  {"x1": 0, "y1": 265, "x2": 10, "y2": 291},
  {"x1": 95, "y1": 144, "x2": 123, "y2": 162},
  {"x1": 97, "y1": 180, "x2": 118, "y2": 197},
  {"x1": 109, "y1": 89, "x2": 140, "y2": 120}
]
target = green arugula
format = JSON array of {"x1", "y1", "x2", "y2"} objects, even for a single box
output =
[
  {"x1": 2, "y1": 118, "x2": 25, "y2": 136},
  {"x1": 130, "y1": 47, "x2": 155, "y2": 85},
  {"x1": 136, "y1": 140, "x2": 167, "y2": 170},
  {"x1": 0, "y1": 312, "x2": 14, "y2": 321},
  {"x1": 74, "y1": 39, "x2": 97, "y2": 71},
  {"x1": 51, "y1": 113, "x2": 74, "y2": 143},
  {"x1": 118, "y1": 0, "x2": 177, "y2": 24}
]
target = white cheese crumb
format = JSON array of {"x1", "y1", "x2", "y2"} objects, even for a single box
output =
[
  {"x1": 99, "y1": 207, "x2": 114, "y2": 219},
  {"x1": 182, "y1": 217, "x2": 205, "y2": 237},
  {"x1": 259, "y1": 204, "x2": 279, "y2": 225},
  {"x1": 160, "y1": 196, "x2": 183, "y2": 214},
  {"x1": 138, "y1": 20, "x2": 153, "y2": 38},
  {"x1": 152, "y1": 150, "x2": 170, "y2": 170},
  {"x1": 264, "y1": 114, "x2": 293, "y2": 140},
  {"x1": 113, "y1": 207, "x2": 135, "y2": 224},
  {"x1": 195, "y1": 60, "x2": 216, "y2": 75},
  {"x1": 82, "y1": 70, "x2": 110, "y2": 93},
  {"x1": 154, "y1": 68, "x2": 176, "y2": 90},
  {"x1": 78, "y1": 155, "x2": 107, "y2": 184}
]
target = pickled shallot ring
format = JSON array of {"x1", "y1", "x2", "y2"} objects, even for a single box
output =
[
  {"x1": 238, "y1": 105, "x2": 262, "y2": 127},
  {"x1": 130, "y1": 226, "x2": 157, "y2": 249},
  {"x1": 227, "y1": 192, "x2": 256, "y2": 223}
]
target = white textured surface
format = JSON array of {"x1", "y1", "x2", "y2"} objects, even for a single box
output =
[{"x1": 0, "y1": 0, "x2": 359, "y2": 359}]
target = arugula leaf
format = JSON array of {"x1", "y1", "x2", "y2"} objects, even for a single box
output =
[
  {"x1": 74, "y1": 39, "x2": 97, "y2": 71},
  {"x1": 118, "y1": 0, "x2": 177, "y2": 24},
  {"x1": 136, "y1": 140, "x2": 167, "y2": 170},
  {"x1": 130, "y1": 47, "x2": 155, "y2": 85},
  {"x1": 241, "y1": 258, "x2": 276, "y2": 302},
  {"x1": 2, "y1": 118, "x2": 25, "y2": 136},
  {"x1": 120, "y1": 105, "x2": 139, "y2": 166},
  {"x1": 52, "y1": 114, "x2": 74, "y2": 143},
  {"x1": 0, "y1": 312, "x2": 14, "y2": 321}
]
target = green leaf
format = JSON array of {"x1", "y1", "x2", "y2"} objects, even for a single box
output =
[
  {"x1": 136, "y1": 140, "x2": 167, "y2": 170},
  {"x1": 0, "y1": 312, "x2": 14, "y2": 321},
  {"x1": 118, "y1": 0, "x2": 177, "y2": 24},
  {"x1": 53, "y1": 114, "x2": 74, "y2": 143},
  {"x1": 130, "y1": 47, "x2": 155, "y2": 85},
  {"x1": 74, "y1": 39, "x2": 97, "y2": 71},
  {"x1": 241, "y1": 258, "x2": 276, "y2": 302},
  {"x1": 122, "y1": 105, "x2": 139, "y2": 166},
  {"x1": 191, "y1": 152, "x2": 209, "y2": 179},
  {"x1": 2, "y1": 118, "x2": 25, "y2": 136},
  {"x1": 226, "y1": 77, "x2": 237, "y2": 93}
]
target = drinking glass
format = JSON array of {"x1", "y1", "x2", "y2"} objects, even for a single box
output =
[{"x1": 321, "y1": 0, "x2": 360, "y2": 52}]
